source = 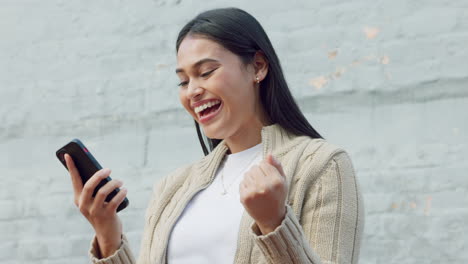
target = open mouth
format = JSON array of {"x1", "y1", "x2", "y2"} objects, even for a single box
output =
[
  {"x1": 194, "y1": 100, "x2": 222, "y2": 123},
  {"x1": 200, "y1": 103, "x2": 221, "y2": 117}
]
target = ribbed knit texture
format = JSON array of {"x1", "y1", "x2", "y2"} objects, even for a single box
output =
[{"x1": 89, "y1": 123, "x2": 364, "y2": 264}]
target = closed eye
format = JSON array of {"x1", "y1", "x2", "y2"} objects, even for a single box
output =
[
  {"x1": 177, "y1": 67, "x2": 218, "y2": 87},
  {"x1": 178, "y1": 81, "x2": 188, "y2": 87},
  {"x1": 200, "y1": 68, "x2": 217, "y2": 77}
]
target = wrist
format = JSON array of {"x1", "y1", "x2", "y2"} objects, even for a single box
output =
[
  {"x1": 256, "y1": 208, "x2": 287, "y2": 235},
  {"x1": 96, "y1": 234, "x2": 122, "y2": 258}
]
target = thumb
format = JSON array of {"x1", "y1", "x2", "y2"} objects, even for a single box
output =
[{"x1": 267, "y1": 154, "x2": 285, "y2": 177}]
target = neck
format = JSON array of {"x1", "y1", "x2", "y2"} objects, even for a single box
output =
[
  {"x1": 225, "y1": 130, "x2": 261, "y2": 155},
  {"x1": 225, "y1": 118, "x2": 271, "y2": 154},
  {"x1": 224, "y1": 103, "x2": 272, "y2": 154}
]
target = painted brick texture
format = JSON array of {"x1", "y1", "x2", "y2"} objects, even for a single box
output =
[{"x1": 1, "y1": 0, "x2": 467, "y2": 263}]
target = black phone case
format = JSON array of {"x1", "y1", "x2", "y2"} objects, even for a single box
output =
[{"x1": 56, "y1": 139, "x2": 129, "y2": 212}]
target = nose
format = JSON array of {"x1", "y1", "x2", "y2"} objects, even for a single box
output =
[{"x1": 187, "y1": 79, "x2": 203, "y2": 100}]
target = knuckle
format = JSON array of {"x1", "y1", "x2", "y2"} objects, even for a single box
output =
[
  {"x1": 78, "y1": 205, "x2": 89, "y2": 216},
  {"x1": 82, "y1": 183, "x2": 92, "y2": 193},
  {"x1": 94, "y1": 170, "x2": 108, "y2": 180},
  {"x1": 89, "y1": 207, "x2": 98, "y2": 216},
  {"x1": 239, "y1": 195, "x2": 247, "y2": 204},
  {"x1": 96, "y1": 189, "x2": 107, "y2": 199},
  {"x1": 252, "y1": 191, "x2": 262, "y2": 199},
  {"x1": 268, "y1": 166, "x2": 277, "y2": 175},
  {"x1": 243, "y1": 193, "x2": 254, "y2": 202},
  {"x1": 91, "y1": 171, "x2": 100, "y2": 179},
  {"x1": 271, "y1": 179, "x2": 281, "y2": 187},
  {"x1": 239, "y1": 177, "x2": 247, "y2": 186},
  {"x1": 272, "y1": 179, "x2": 284, "y2": 189},
  {"x1": 108, "y1": 199, "x2": 119, "y2": 208},
  {"x1": 263, "y1": 164, "x2": 273, "y2": 173},
  {"x1": 98, "y1": 171, "x2": 108, "y2": 179}
]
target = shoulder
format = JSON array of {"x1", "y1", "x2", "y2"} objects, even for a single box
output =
[
  {"x1": 291, "y1": 135, "x2": 348, "y2": 160},
  {"x1": 287, "y1": 137, "x2": 359, "y2": 207},
  {"x1": 291, "y1": 136, "x2": 354, "y2": 179},
  {"x1": 152, "y1": 162, "x2": 196, "y2": 194},
  {"x1": 302, "y1": 137, "x2": 346, "y2": 159}
]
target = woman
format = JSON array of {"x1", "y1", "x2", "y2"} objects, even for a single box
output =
[{"x1": 64, "y1": 7, "x2": 364, "y2": 264}]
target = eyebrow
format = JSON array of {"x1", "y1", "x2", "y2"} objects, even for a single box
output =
[{"x1": 175, "y1": 58, "x2": 219, "y2": 73}]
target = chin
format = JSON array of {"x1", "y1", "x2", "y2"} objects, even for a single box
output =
[
  {"x1": 200, "y1": 123, "x2": 228, "y2": 140},
  {"x1": 202, "y1": 128, "x2": 222, "y2": 140}
]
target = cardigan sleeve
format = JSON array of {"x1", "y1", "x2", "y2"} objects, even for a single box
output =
[
  {"x1": 89, "y1": 234, "x2": 136, "y2": 264},
  {"x1": 250, "y1": 151, "x2": 364, "y2": 264}
]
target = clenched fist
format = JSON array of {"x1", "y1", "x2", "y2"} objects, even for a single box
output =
[{"x1": 239, "y1": 154, "x2": 288, "y2": 235}]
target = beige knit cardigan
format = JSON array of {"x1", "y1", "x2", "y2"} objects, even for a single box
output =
[{"x1": 89, "y1": 123, "x2": 364, "y2": 263}]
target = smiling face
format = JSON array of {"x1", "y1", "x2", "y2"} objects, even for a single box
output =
[{"x1": 176, "y1": 34, "x2": 269, "y2": 142}]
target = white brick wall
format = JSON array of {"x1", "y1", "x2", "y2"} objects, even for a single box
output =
[{"x1": 1, "y1": 0, "x2": 467, "y2": 263}]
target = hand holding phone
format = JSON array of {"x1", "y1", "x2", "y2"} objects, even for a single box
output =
[
  {"x1": 56, "y1": 139, "x2": 128, "y2": 257},
  {"x1": 56, "y1": 139, "x2": 129, "y2": 212}
]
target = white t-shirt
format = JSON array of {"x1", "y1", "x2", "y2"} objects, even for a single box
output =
[{"x1": 167, "y1": 143, "x2": 263, "y2": 264}]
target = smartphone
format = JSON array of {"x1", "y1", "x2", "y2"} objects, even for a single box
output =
[{"x1": 56, "y1": 139, "x2": 129, "y2": 212}]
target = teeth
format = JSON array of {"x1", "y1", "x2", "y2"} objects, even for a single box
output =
[{"x1": 194, "y1": 100, "x2": 221, "y2": 114}]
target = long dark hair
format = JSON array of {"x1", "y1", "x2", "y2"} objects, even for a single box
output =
[{"x1": 176, "y1": 7, "x2": 323, "y2": 156}]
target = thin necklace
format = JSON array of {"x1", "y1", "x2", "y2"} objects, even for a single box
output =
[{"x1": 220, "y1": 150, "x2": 261, "y2": 195}]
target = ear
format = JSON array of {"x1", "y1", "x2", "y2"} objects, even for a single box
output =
[{"x1": 253, "y1": 51, "x2": 269, "y2": 82}]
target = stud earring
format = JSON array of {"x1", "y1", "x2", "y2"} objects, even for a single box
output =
[{"x1": 255, "y1": 76, "x2": 260, "y2": 84}]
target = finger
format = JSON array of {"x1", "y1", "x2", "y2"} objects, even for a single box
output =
[
  {"x1": 64, "y1": 154, "x2": 84, "y2": 196},
  {"x1": 258, "y1": 161, "x2": 273, "y2": 178},
  {"x1": 243, "y1": 171, "x2": 260, "y2": 191},
  {"x1": 81, "y1": 168, "x2": 112, "y2": 202},
  {"x1": 239, "y1": 179, "x2": 247, "y2": 197},
  {"x1": 252, "y1": 162, "x2": 271, "y2": 187},
  {"x1": 239, "y1": 183, "x2": 247, "y2": 204},
  {"x1": 267, "y1": 154, "x2": 285, "y2": 177},
  {"x1": 93, "y1": 179, "x2": 123, "y2": 207},
  {"x1": 259, "y1": 161, "x2": 280, "y2": 178},
  {"x1": 242, "y1": 171, "x2": 254, "y2": 186},
  {"x1": 239, "y1": 178, "x2": 253, "y2": 203},
  {"x1": 245, "y1": 168, "x2": 268, "y2": 194},
  {"x1": 107, "y1": 187, "x2": 128, "y2": 212},
  {"x1": 255, "y1": 163, "x2": 273, "y2": 191}
]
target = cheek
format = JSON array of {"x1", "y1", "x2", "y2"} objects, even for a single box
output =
[
  {"x1": 224, "y1": 80, "x2": 255, "y2": 110},
  {"x1": 214, "y1": 70, "x2": 251, "y2": 103},
  {"x1": 178, "y1": 90, "x2": 185, "y2": 107},
  {"x1": 179, "y1": 90, "x2": 192, "y2": 113}
]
